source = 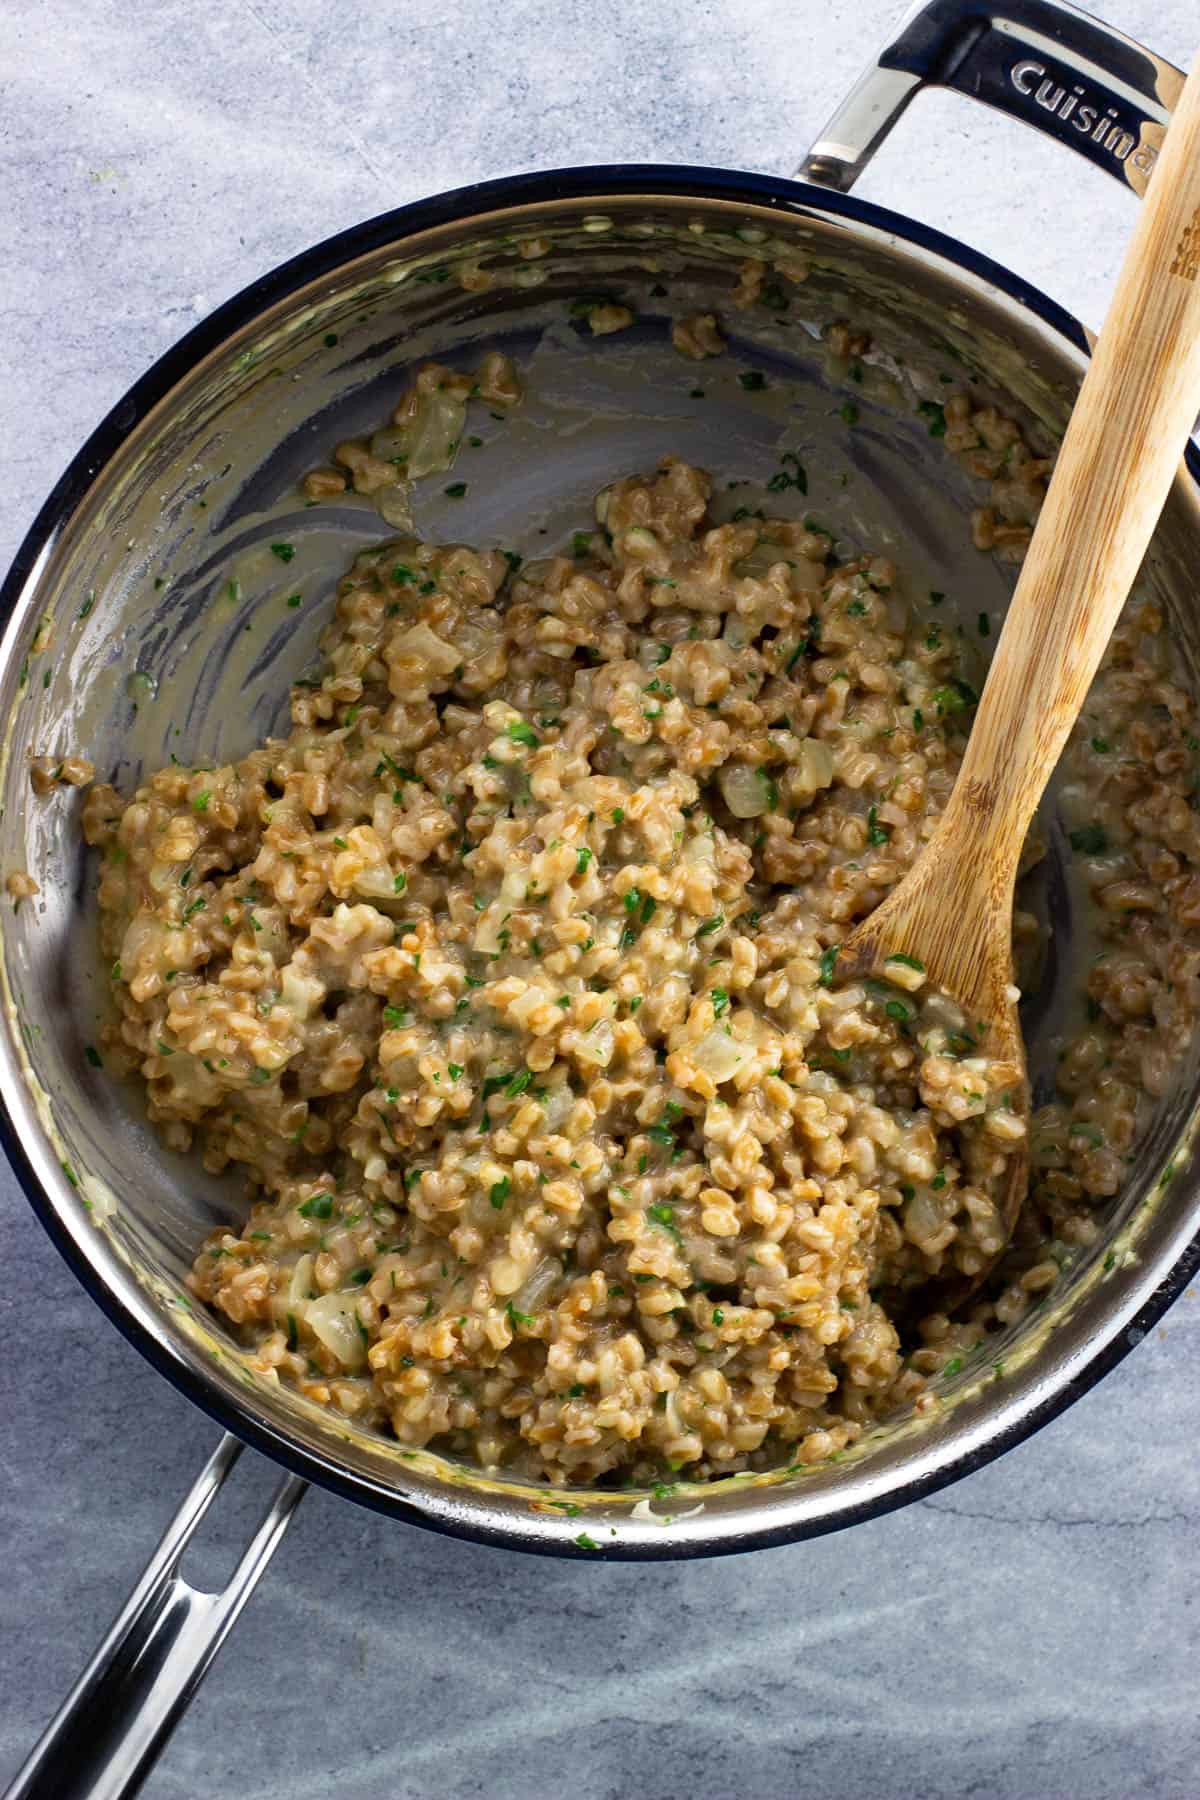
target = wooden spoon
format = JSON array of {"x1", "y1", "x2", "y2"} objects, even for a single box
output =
[{"x1": 838, "y1": 52, "x2": 1200, "y2": 1294}]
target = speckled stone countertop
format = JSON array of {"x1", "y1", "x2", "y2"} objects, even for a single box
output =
[{"x1": 2, "y1": 3, "x2": 1199, "y2": 1796}]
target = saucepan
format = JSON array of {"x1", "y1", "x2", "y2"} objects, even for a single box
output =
[{"x1": 3, "y1": 3, "x2": 1197, "y2": 1796}]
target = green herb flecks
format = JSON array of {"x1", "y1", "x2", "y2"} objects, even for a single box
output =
[
  {"x1": 817, "y1": 945, "x2": 840, "y2": 988},
  {"x1": 298, "y1": 1192, "x2": 334, "y2": 1221}
]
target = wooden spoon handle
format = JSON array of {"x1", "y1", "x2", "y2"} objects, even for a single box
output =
[{"x1": 940, "y1": 51, "x2": 1200, "y2": 882}]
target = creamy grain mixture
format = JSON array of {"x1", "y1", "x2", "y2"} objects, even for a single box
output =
[{"x1": 80, "y1": 348, "x2": 1200, "y2": 1487}]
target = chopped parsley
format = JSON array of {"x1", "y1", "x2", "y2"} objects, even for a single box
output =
[
  {"x1": 931, "y1": 679, "x2": 978, "y2": 716},
  {"x1": 647, "y1": 1203, "x2": 682, "y2": 1245},
  {"x1": 298, "y1": 1192, "x2": 334, "y2": 1220},
  {"x1": 767, "y1": 451, "x2": 807, "y2": 494}
]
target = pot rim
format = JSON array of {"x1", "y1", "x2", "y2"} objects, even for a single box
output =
[{"x1": 7, "y1": 161, "x2": 1200, "y2": 1559}]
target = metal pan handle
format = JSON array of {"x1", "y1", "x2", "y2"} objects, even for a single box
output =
[
  {"x1": 800, "y1": 0, "x2": 1184, "y2": 198},
  {"x1": 2, "y1": 1436, "x2": 305, "y2": 1800}
]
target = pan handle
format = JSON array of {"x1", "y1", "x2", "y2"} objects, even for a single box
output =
[
  {"x1": 2, "y1": 1435, "x2": 305, "y2": 1800},
  {"x1": 800, "y1": 0, "x2": 1184, "y2": 198}
]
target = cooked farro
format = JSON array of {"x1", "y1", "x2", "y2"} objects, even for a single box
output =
[{"x1": 81, "y1": 365, "x2": 1200, "y2": 1487}]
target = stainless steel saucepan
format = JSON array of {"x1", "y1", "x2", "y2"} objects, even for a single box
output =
[{"x1": 3, "y1": 4, "x2": 1196, "y2": 1796}]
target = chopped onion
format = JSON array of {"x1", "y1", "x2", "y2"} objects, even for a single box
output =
[
  {"x1": 735, "y1": 543, "x2": 792, "y2": 580},
  {"x1": 370, "y1": 384, "x2": 468, "y2": 481},
  {"x1": 280, "y1": 964, "x2": 326, "y2": 1021},
  {"x1": 541, "y1": 1084, "x2": 575, "y2": 1130},
  {"x1": 576, "y1": 1019, "x2": 614, "y2": 1067},
  {"x1": 287, "y1": 1253, "x2": 314, "y2": 1310},
  {"x1": 682, "y1": 832, "x2": 715, "y2": 867},
  {"x1": 795, "y1": 737, "x2": 835, "y2": 797},
  {"x1": 514, "y1": 1257, "x2": 560, "y2": 1314},
  {"x1": 474, "y1": 865, "x2": 528, "y2": 952},
  {"x1": 395, "y1": 621, "x2": 460, "y2": 673},
  {"x1": 351, "y1": 862, "x2": 401, "y2": 902},
  {"x1": 904, "y1": 1188, "x2": 955, "y2": 1254},
  {"x1": 375, "y1": 481, "x2": 415, "y2": 532},
  {"x1": 454, "y1": 617, "x2": 502, "y2": 666},
  {"x1": 473, "y1": 903, "x2": 507, "y2": 955},
  {"x1": 252, "y1": 914, "x2": 291, "y2": 962},
  {"x1": 719, "y1": 763, "x2": 771, "y2": 819},
  {"x1": 692, "y1": 1027, "x2": 749, "y2": 1083},
  {"x1": 121, "y1": 912, "x2": 170, "y2": 965},
  {"x1": 408, "y1": 388, "x2": 468, "y2": 479},
  {"x1": 306, "y1": 1291, "x2": 367, "y2": 1367}
]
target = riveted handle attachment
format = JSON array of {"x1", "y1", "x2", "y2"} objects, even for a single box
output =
[{"x1": 801, "y1": 0, "x2": 1184, "y2": 199}]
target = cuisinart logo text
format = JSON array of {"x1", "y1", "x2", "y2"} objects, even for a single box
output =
[{"x1": 1009, "y1": 60, "x2": 1159, "y2": 179}]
